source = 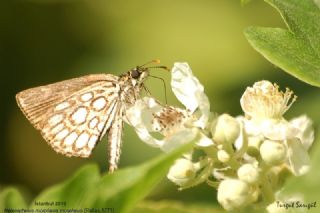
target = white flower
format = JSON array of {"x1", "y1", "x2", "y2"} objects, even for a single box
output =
[
  {"x1": 242, "y1": 117, "x2": 297, "y2": 141},
  {"x1": 171, "y1": 62, "x2": 210, "y2": 128},
  {"x1": 126, "y1": 62, "x2": 212, "y2": 152},
  {"x1": 217, "y1": 150, "x2": 230, "y2": 163},
  {"x1": 290, "y1": 115, "x2": 314, "y2": 150},
  {"x1": 217, "y1": 179, "x2": 258, "y2": 211},
  {"x1": 260, "y1": 140, "x2": 287, "y2": 166},
  {"x1": 167, "y1": 158, "x2": 197, "y2": 186},
  {"x1": 246, "y1": 136, "x2": 263, "y2": 157},
  {"x1": 286, "y1": 116, "x2": 313, "y2": 175},
  {"x1": 237, "y1": 163, "x2": 260, "y2": 184},
  {"x1": 240, "y1": 80, "x2": 296, "y2": 120},
  {"x1": 211, "y1": 114, "x2": 240, "y2": 145},
  {"x1": 239, "y1": 80, "x2": 298, "y2": 141},
  {"x1": 286, "y1": 138, "x2": 311, "y2": 176},
  {"x1": 239, "y1": 81, "x2": 314, "y2": 176}
]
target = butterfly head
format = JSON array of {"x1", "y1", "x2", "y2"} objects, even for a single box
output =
[
  {"x1": 130, "y1": 66, "x2": 149, "y2": 83},
  {"x1": 129, "y1": 59, "x2": 169, "y2": 84}
]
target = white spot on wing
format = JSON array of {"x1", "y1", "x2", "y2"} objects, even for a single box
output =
[
  {"x1": 55, "y1": 102, "x2": 70, "y2": 111},
  {"x1": 89, "y1": 117, "x2": 99, "y2": 129},
  {"x1": 56, "y1": 129, "x2": 69, "y2": 140},
  {"x1": 71, "y1": 107, "x2": 88, "y2": 124},
  {"x1": 76, "y1": 132, "x2": 89, "y2": 148},
  {"x1": 51, "y1": 123, "x2": 64, "y2": 134},
  {"x1": 88, "y1": 135, "x2": 98, "y2": 149},
  {"x1": 81, "y1": 92, "x2": 93, "y2": 102},
  {"x1": 64, "y1": 132, "x2": 78, "y2": 145},
  {"x1": 92, "y1": 97, "x2": 107, "y2": 111},
  {"x1": 48, "y1": 114, "x2": 63, "y2": 126},
  {"x1": 97, "y1": 122, "x2": 105, "y2": 131}
]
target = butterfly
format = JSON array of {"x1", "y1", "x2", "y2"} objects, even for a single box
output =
[{"x1": 16, "y1": 60, "x2": 168, "y2": 172}]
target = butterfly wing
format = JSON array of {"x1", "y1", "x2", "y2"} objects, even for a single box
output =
[{"x1": 16, "y1": 74, "x2": 121, "y2": 158}]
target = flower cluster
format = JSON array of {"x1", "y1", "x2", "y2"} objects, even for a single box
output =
[{"x1": 126, "y1": 63, "x2": 314, "y2": 212}]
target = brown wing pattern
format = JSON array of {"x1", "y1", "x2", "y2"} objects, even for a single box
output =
[
  {"x1": 16, "y1": 74, "x2": 121, "y2": 158},
  {"x1": 16, "y1": 74, "x2": 118, "y2": 129}
]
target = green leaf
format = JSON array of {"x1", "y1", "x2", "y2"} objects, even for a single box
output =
[
  {"x1": 0, "y1": 188, "x2": 27, "y2": 208},
  {"x1": 26, "y1": 140, "x2": 194, "y2": 212},
  {"x1": 244, "y1": 0, "x2": 320, "y2": 87},
  {"x1": 83, "y1": 140, "x2": 195, "y2": 212},
  {"x1": 133, "y1": 200, "x2": 223, "y2": 213},
  {"x1": 30, "y1": 164, "x2": 100, "y2": 209}
]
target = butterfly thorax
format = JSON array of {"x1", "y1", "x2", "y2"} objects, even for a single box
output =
[{"x1": 119, "y1": 67, "x2": 149, "y2": 105}]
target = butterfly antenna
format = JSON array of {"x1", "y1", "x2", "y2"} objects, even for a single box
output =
[
  {"x1": 138, "y1": 59, "x2": 170, "y2": 71},
  {"x1": 139, "y1": 59, "x2": 161, "y2": 68},
  {"x1": 148, "y1": 65, "x2": 170, "y2": 71}
]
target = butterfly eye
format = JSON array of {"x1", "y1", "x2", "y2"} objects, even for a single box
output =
[{"x1": 131, "y1": 69, "x2": 140, "y2": 79}]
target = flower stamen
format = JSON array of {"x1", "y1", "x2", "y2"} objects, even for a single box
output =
[
  {"x1": 152, "y1": 106, "x2": 189, "y2": 136},
  {"x1": 240, "y1": 80, "x2": 297, "y2": 120}
]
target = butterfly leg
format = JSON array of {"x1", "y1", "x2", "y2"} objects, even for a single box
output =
[{"x1": 107, "y1": 105, "x2": 124, "y2": 173}]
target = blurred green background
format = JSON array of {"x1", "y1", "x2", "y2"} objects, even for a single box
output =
[{"x1": 1, "y1": 0, "x2": 319, "y2": 207}]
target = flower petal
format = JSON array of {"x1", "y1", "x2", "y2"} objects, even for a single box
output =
[
  {"x1": 171, "y1": 62, "x2": 205, "y2": 113},
  {"x1": 134, "y1": 126, "x2": 165, "y2": 148},
  {"x1": 261, "y1": 119, "x2": 297, "y2": 141},
  {"x1": 126, "y1": 97, "x2": 164, "y2": 147},
  {"x1": 161, "y1": 128, "x2": 198, "y2": 152},
  {"x1": 290, "y1": 115, "x2": 314, "y2": 150},
  {"x1": 196, "y1": 132, "x2": 214, "y2": 147},
  {"x1": 242, "y1": 118, "x2": 297, "y2": 141},
  {"x1": 217, "y1": 179, "x2": 258, "y2": 211},
  {"x1": 193, "y1": 90, "x2": 210, "y2": 129},
  {"x1": 167, "y1": 158, "x2": 196, "y2": 186},
  {"x1": 285, "y1": 138, "x2": 311, "y2": 176},
  {"x1": 125, "y1": 97, "x2": 162, "y2": 131}
]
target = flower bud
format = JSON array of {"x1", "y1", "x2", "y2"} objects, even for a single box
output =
[
  {"x1": 167, "y1": 158, "x2": 196, "y2": 186},
  {"x1": 217, "y1": 179, "x2": 255, "y2": 211},
  {"x1": 247, "y1": 136, "x2": 263, "y2": 157},
  {"x1": 260, "y1": 140, "x2": 286, "y2": 165},
  {"x1": 211, "y1": 114, "x2": 240, "y2": 144},
  {"x1": 217, "y1": 150, "x2": 230, "y2": 163},
  {"x1": 237, "y1": 163, "x2": 260, "y2": 184}
]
